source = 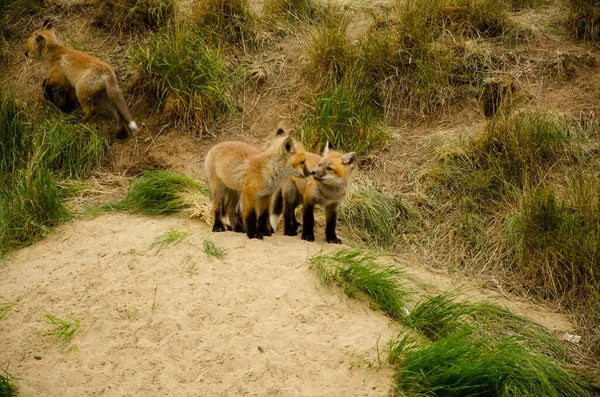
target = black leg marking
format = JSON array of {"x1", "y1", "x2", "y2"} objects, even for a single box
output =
[
  {"x1": 246, "y1": 210, "x2": 260, "y2": 239},
  {"x1": 301, "y1": 203, "x2": 315, "y2": 242},
  {"x1": 325, "y1": 205, "x2": 341, "y2": 244},
  {"x1": 257, "y1": 210, "x2": 271, "y2": 237},
  {"x1": 212, "y1": 210, "x2": 226, "y2": 232},
  {"x1": 283, "y1": 210, "x2": 297, "y2": 236}
]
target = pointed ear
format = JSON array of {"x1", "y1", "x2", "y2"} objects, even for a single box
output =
[
  {"x1": 322, "y1": 141, "x2": 330, "y2": 156},
  {"x1": 283, "y1": 136, "x2": 296, "y2": 154},
  {"x1": 35, "y1": 34, "x2": 45, "y2": 45},
  {"x1": 342, "y1": 152, "x2": 358, "y2": 169},
  {"x1": 42, "y1": 20, "x2": 53, "y2": 30}
]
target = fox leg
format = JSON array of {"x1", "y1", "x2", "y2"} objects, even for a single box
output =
[
  {"x1": 301, "y1": 201, "x2": 315, "y2": 242},
  {"x1": 225, "y1": 189, "x2": 244, "y2": 233},
  {"x1": 325, "y1": 204, "x2": 342, "y2": 244},
  {"x1": 256, "y1": 196, "x2": 272, "y2": 237},
  {"x1": 243, "y1": 189, "x2": 259, "y2": 239},
  {"x1": 210, "y1": 183, "x2": 228, "y2": 232}
]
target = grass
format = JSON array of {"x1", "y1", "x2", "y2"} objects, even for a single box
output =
[
  {"x1": 94, "y1": 0, "x2": 176, "y2": 34},
  {"x1": 150, "y1": 228, "x2": 189, "y2": 251},
  {"x1": 263, "y1": 0, "x2": 329, "y2": 23},
  {"x1": 44, "y1": 313, "x2": 80, "y2": 344},
  {"x1": 106, "y1": 170, "x2": 208, "y2": 215},
  {"x1": 0, "y1": 297, "x2": 16, "y2": 321},
  {"x1": 339, "y1": 181, "x2": 417, "y2": 250},
  {"x1": 203, "y1": 238, "x2": 226, "y2": 260},
  {"x1": 566, "y1": 0, "x2": 600, "y2": 41},
  {"x1": 507, "y1": 181, "x2": 600, "y2": 350},
  {"x1": 300, "y1": 76, "x2": 389, "y2": 155},
  {"x1": 388, "y1": 331, "x2": 597, "y2": 397},
  {"x1": 191, "y1": 0, "x2": 259, "y2": 50},
  {"x1": 310, "y1": 248, "x2": 415, "y2": 320},
  {"x1": 0, "y1": 0, "x2": 43, "y2": 38},
  {"x1": 0, "y1": 367, "x2": 17, "y2": 397},
  {"x1": 133, "y1": 28, "x2": 234, "y2": 132}
]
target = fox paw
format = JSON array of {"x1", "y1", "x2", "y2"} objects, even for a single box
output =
[
  {"x1": 327, "y1": 237, "x2": 342, "y2": 244},
  {"x1": 302, "y1": 233, "x2": 315, "y2": 242},
  {"x1": 212, "y1": 225, "x2": 227, "y2": 232},
  {"x1": 284, "y1": 229, "x2": 298, "y2": 237}
]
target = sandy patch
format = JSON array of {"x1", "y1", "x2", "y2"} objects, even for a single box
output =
[{"x1": 1, "y1": 213, "x2": 398, "y2": 397}]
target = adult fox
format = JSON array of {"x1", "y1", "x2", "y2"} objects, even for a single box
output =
[
  {"x1": 204, "y1": 129, "x2": 310, "y2": 239},
  {"x1": 293, "y1": 143, "x2": 358, "y2": 244},
  {"x1": 25, "y1": 20, "x2": 138, "y2": 139}
]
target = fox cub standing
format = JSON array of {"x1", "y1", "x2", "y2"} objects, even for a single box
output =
[
  {"x1": 25, "y1": 20, "x2": 138, "y2": 139},
  {"x1": 204, "y1": 129, "x2": 310, "y2": 239},
  {"x1": 269, "y1": 151, "x2": 321, "y2": 235},
  {"x1": 300, "y1": 144, "x2": 358, "y2": 244}
]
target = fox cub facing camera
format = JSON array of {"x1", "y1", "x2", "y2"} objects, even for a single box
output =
[{"x1": 25, "y1": 20, "x2": 138, "y2": 139}]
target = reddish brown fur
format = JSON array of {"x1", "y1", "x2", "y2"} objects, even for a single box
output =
[{"x1": 25, "y1": 21, "x2": 138, "y2": 139}]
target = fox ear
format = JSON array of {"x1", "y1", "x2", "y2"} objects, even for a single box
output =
[
  {"x1": 283, "y1": 136, "x2": 296, "y2": 154},
  {"x1": 35, "y1": 34, "x2": 45, "y2": 45},
  {"x1": 42, "y1": 20, "x2": 53, "y2": 30},
  {"x1": 342, "y1": 152, "x2": 358, "y2": 169},
  {"x1": 322, "y1": 141, "x2": 330, "y2": 156}
]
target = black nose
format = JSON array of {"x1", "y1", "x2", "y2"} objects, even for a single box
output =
[{"x1": 311, "y1": 170, "x2": 316, "y2": 175}]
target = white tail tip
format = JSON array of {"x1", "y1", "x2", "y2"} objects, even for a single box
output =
[
  {"x1": 129, "y1": 121, "x2": 139, "y2": 131},
  {"x1": 270, "y1": 214, "x2": 280, "y2": 232},
  {"x1": 222, "y1": 215, "x2": 231, "y2": 227}
]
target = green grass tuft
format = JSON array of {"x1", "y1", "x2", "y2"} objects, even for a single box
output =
[
  {"x1": 151, "y1": 229, "x2": 189, "y2": 251},
  {"x1": 107, "y1": 170, "x2": 207, "y2": 215},
  {"x1": 339, "y1": 181, "x2": 417, "y2": 249},
  {"x1": 133, "y1": 28, "x2": 234, "y2": 132},
  {"x1": 389, "y1": 331, "x2": 596, "y2": 396},
  {"x1": 192, "y1": 0, "x2": 259, "y2": 49},
  {"x1": 0, "y1": 367, "x2": 17, "y2": 397},
  {"x1": 94, "y1": 0, "x2": 176, "y2": 34},
  {"x1": 310, "y1": 248, "x2": 415, "y2": 320},
  {"x1": 203, "y1": 238, "x2": 226, "y2": 260},
  {"x1": 263, "y1": 0, "x2": 329, "y2": 23},
  {"x1": 566, "y1": 0, "x2": 600, "y2": 41},
  {"x1": 0, "y1": 296, "x2": 16, "y2": 321},
  {"x1": 44, "y1": 313, "x2": 81, "y2": 344}
]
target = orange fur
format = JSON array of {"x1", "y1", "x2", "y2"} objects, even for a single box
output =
[{"x1": 25, "y1": 20, "x2": 138, "y2": 139}]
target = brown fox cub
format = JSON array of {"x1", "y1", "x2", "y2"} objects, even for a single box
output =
[
  {"x1": 300, "y1": 144, "x2": 358, "y2": 244},
  {"x1": 269, "y1": 151, "x2": 321, "y2": 235},
  {"x1": 204, "y1": 129, "x2": 310, "y2": 239},
  {"x1": 25, "y1": 20, "x2": 138, "y2": 139}
]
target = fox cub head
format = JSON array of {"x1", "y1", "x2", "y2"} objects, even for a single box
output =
[
  {"x1": 25, "y1": 20, "x2": 57, "y2": 60},
  {"x1": 279, "y1": 135, "x2": 310, "y2": 179},
  {"x1": 311, "y1": 143, "x2": 358, "y2": 184}
]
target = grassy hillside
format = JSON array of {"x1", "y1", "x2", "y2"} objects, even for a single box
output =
[{"x1": 2, "y1": 0, "x2": 600, "y2": 391}]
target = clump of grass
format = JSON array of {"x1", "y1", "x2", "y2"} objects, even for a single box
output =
[
  {"x1": 388, "y1": 331, "x2": 596, "y2": 396},
  {"x1": 310, "y1": 249, "x2": 415, "y2": 320},
  {"x1": 203, "y1": 238, "x2": 226, "y2": 259},
  {"x1": 405, "y1": 291, "x2": 566, "y2": 359},
  {"x1": 566, "y1": 0, "x2": 600, "y2": 41},
  {"x1": 339, "y1": 181, "x2": 417, "y2": 249},
  {"x1": 0, "y1": 367, "x2": 17, "y2": 397},
  {"x1": 133, "y1": 28, "x2": 234, "y2": 132},
  {"x1": 107, "y1": 170, "x2": 207, "y2": 215},
  {"x1": 44, "y1": 313, "x2": 80, "y2": 344},
  {"x1": 0, "y1": 296, "x2": 16, "y2": 321},
  {"x1": 507, "y1": 180, "x2": 600, "y2": 350},
  {"x1": 300, "y1": 76, "x2": 389, "y2": 155},
  {"x1": 36, "y1": 117, "x2": 108, "y2": 179},
  {"x1": 263, "y1": 0, "x2": 328, "y2": 22},
  {"x1": 0, "y1": 167, "x2": 71, "y2": 256},
  {"x1": 150, "y1": 228, "x2": 189, "y2": 251},
  {"x1": 0, "y1": 90, "x2": 30, "y2": 178},
  {"x1": 191, "y1": 0, "x2": 259, "y2": 49},
  {"x1": 94, "y1": 0, "x2": 176, "y2": 34},
  {"x1": 0, "y1": 0, "x2": 43, "y2": 38}
]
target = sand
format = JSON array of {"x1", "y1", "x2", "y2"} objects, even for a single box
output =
[{"x1": 0, "y1": 213, "x2": 400, "y2": 396}]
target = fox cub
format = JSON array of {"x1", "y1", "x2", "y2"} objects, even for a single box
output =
[
  {"x1": 300, "y1": 144, "x2": 358, "y2": 244},
  {"x1": 269, "y1": 151, "x2": 321, "y2": 235},
  {"x1": 204, "y1": 129, "x2": 310, "y2": 239},
  {"x1": 25, "y1": 20, "x2": 138, "y2": 139}
]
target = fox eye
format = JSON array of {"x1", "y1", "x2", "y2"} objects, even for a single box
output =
[
  {"x1": 300, "y1": 160, "x2": 305, "y2": 165},
  {"x1": 327, "y1": 166, "x2": 334, "y2": 171}
]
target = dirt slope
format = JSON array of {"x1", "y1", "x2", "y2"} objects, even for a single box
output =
[{"x1": 0, "y1": 213, "x2": 399, "y2": 396}]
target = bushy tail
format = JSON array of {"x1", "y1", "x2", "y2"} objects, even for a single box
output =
[{"x1": 105, "y1": 73, "x2": 138, "y2": 132}]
